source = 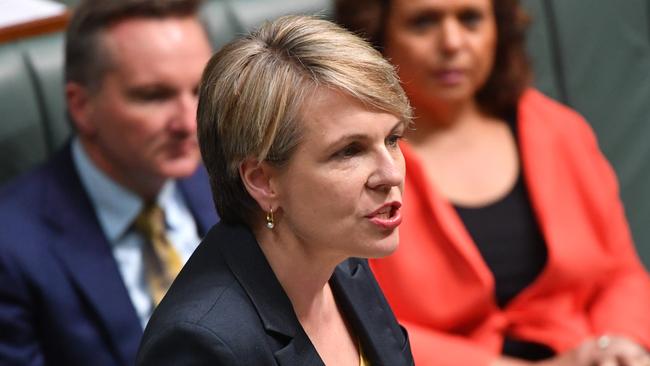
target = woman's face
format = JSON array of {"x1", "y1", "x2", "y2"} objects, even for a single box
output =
[
  {"x1": 383, "y1": 0, "x2": 497, "y2": 110},
  {"x1": 271, "y1": 89, "x2": 405, "y2": 261}
]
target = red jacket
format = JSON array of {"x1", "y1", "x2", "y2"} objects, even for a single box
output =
[{"x1": 370, "y1": 89, "x2": 650, "y2": 365}]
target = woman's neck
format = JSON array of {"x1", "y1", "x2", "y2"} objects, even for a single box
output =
[
  {"x1": 252, "y1": 223, "x2": 362, "y2": 365},
  {"x1": 253, "y1": 224, "x2": 341, "y2": 320},
  {"x1": 406, "y1": 98, "x2": 489, "y2": 146}
]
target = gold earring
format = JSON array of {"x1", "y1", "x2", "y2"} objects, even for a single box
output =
[{"x1": 265, "y1": 207, "x2": 275, "y2": 229}]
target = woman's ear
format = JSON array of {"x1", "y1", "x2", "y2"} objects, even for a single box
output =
[{"x1": 239, "y1": 158, "x2": 278, "y2": 211}]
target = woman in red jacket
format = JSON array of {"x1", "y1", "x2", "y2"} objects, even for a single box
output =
[{"x1": 335, "y1": 0, "x2": 650, "y2": 365}]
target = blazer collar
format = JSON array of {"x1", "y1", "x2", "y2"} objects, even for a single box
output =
[
  {"x1": 41, "y1": 144, "x2": 142, "y2": 366},
  {"x1": 213, "y1": 223, "x2": 412, "y2": 365},
  {"x1": 213, "y1": 223, "x2": 324, "y2": 365},
  {"x1": 331, "y1": 259, "x2": 413, "y2": 365}
]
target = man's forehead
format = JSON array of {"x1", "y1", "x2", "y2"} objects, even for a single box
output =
[
  {"x1": 102, "y1": 16, "x2": 206, "y2": 56},
  {"x1": 100, "y1": 17, "x2": 210, "y2": 75}
]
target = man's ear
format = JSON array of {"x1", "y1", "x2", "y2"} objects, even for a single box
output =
[
  {"x1": 239, "y1": 158, "x2": 279, "y2": 212},
  {"x1": 65, "y1": 82, "x2": 96, "y2": 136}
]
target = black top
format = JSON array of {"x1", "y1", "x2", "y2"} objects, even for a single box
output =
[
  {"x1": 454, "y1": 174, "x2": 547, "y2": 308},
  {"x1": 452, "y1": 117, "x2": 554, "y2": 360}
]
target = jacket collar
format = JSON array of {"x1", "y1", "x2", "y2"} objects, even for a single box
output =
[
  {"x1": 331, "y1": 259, "x2": 413, "y2": 365},
  {"x1": 213, "y1": 223, "x2": 411, "y2": 365},
  {"x1": 213, "y1": 223, "x2": 323, "y2": 365},
  {"x1": 42, "y1": 144, "x2": 143, "y2": 366}
]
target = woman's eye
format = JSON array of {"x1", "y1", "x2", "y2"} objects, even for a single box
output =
[
  {"x1": 459, "y1": 10, "x2": 483, "y2": 29},
  {"x1": 409, "y1": 14, "x2": 439, "y2": 31},
  {"x1": 335, "y1": 144, "x2": 362, "y2": 159},
  {"x1": 386, "y1": 134, "x2": 403, "y2": 148}
]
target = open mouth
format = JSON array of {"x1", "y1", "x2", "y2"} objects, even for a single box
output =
[
  {"x1": 373, "y1": 204, "x2": 398, "y2": 219},
  {"x1": 367, "y1": 202, "x2": 402, "y2": 230}
]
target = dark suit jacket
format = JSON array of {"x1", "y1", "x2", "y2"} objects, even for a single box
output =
[
  {"x1": 0, "y1": 144, "x2": 217, "y2": 366},
  {"x1": 136, "y1": 222, "x2": 413, "y2": 366}
]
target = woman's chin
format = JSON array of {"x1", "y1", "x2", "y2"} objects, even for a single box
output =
[{"x1": 364, "y1": 230, "x2": 400, "y2": 259}]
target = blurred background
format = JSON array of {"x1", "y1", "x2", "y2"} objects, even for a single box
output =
[{"x1": 1, "y1": 0, "x2": 649, "y2": 268}]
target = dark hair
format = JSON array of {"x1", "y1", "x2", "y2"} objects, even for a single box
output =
[
  {"x1": 334, "y1": 0, "x2": 531, "y2": 118},
  {"x1": 65, "y1": 0, "x2": 203, "y2": 92}
]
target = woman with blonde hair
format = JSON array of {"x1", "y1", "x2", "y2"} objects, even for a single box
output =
[
  {"x1": 336, "y1": 0, "x2": 650, "y2": 365},
  {"x1": 136, "y1": 15, "x2": 414, "y2": 365}
]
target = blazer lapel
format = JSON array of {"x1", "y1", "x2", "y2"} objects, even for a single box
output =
[
  {"x1": 214, "y1": 224, "x2": 323, "y2": 366},
  {"x1": 273, "y1": 337, "x2": 323, "y2": 366},
  {"x1": 177, "y1": 165, "x2": 219, "y2": 236},
  {"x1": 330, "y1": 259, "x2": 413, "y2": 366},
  {"x1": 42, "y1": 147, "x2": 143, "y2": 366},
  {"x1": 402, "y1": 142, "x2": 495, "y2": 288}
]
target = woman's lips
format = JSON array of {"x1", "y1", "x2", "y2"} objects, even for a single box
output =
[
  {"x1": 367, "y1": 202, "x2": 403, "y2": 230},
  {"x1": 435, "y1": 69, "x2": 466, "y2": 85}
]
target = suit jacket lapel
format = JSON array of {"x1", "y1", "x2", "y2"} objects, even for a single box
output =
[
  {"x1": 177, "y1": 166, "x2": 218, "y2": 236},
  {"x1": 42, "y1": 146, "x2": 142, "y2": 366},
  {"x1": 214, "y1": 224, "x2": 323, "y2": 366},
  {"x1": 214, "y1": 224, "x2": 411, "y2": 365},
  {"x1": 273, "y1": 337, "x2": 323, "y2": 366},
  {"x1": 331, "y1": 259, "x2": 413, "y2": 366}
]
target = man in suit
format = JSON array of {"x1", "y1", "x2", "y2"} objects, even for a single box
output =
[{"x1": 0, "y1": 0, "x2": 216, "y2": 365}]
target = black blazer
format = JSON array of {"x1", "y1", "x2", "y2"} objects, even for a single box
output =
[{"x1": 136, "y1": 222, "x2": 413, "y2": 365}]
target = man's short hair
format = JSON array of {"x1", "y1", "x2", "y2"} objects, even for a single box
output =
[{"x1": 65, "y1": 0, "x2": 203, "y2": 92}]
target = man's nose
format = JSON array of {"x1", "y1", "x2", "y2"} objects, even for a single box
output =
[{"x1": 170, "y1": 93, "x2": 198, "y2": 133}]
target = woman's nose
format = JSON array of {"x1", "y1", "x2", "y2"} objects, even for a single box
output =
[
  {"x1": 366, "y1": 150, "x2": 404, "y2": 191},
  {"x1": 439, "y1": 18, "x2": 464, "y2": 54}
]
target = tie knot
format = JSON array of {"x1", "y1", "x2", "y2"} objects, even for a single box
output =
[{"x1": 134, "y1": 203, "x2": 166, "y2": 239}]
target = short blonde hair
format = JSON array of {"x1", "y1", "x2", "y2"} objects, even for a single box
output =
[{"x1": 198, "y1": 15, "x2": 411, "y2": 225}]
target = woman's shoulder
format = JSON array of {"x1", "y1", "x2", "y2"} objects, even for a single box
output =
[
  {"x1": 136, "y1": 294, "x2": 272, "y2": 365},
  {"x1": 138, "y1": 222, "x2": 272, "y2": 354},
  {"x1": 137, "y1": 258, "x2": 271, "y2": 365},
  {"x1": 519, "y1": 89, "x2": 585, "y2": 125},
  {"x1": 518, "y1": 88, "x2": 598, "y2": 143},
  {"x1": 143, "y1": 258, "x2": 261, "y2": 340}
]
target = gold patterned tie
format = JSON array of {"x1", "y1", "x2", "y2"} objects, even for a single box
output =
[{"x1": 134, "y1": 203, "x2": 183, "y2": 306}]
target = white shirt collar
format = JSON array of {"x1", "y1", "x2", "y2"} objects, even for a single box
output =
[{"x1": 72, "y1": 139, "x2": 177, "y2": 242}]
